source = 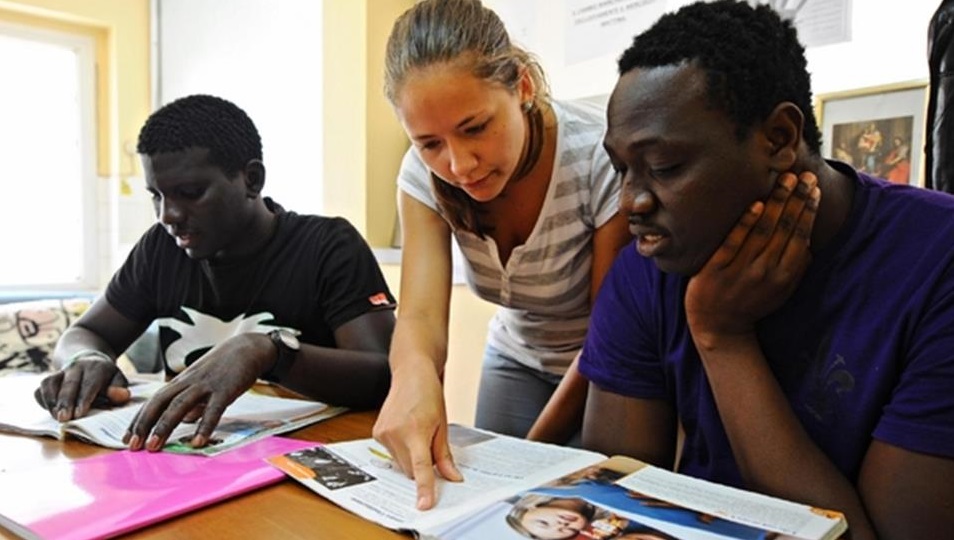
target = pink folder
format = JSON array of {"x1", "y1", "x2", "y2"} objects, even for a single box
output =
[{"x1": 0, "y1": 436, "x2": 315, "y2": 540}]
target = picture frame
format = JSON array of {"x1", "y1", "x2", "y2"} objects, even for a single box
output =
[{"x1": 815, "y1": 81, "x2": 929, "y2": 187}]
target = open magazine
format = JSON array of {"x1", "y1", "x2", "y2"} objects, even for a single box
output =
[
  {"x1": 267, "y1": 425, "x2": 847, "y2": 540},
  {"x1": 0, "y1": 374, "x2": 346, "y2": 456}
]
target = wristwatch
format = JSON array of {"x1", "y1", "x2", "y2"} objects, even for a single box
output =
[{"x1": 263, "y1": 328, "x2": 301, "y2": 383}]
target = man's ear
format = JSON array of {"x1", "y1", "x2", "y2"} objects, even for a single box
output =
[
  {"x1": 243, "y1": 159, "x2": 266, "y2": 197},
  {"x1": 761, "y1": 102, "x2": 804, "y2": 172}
]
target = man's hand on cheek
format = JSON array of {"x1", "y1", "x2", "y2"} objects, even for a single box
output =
[{"x1": 685, "y1": 171, "x2": 821, "y2": 342}]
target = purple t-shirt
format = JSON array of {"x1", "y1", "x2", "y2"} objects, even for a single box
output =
[{"x1": 580, "y1": 164, "x2": 954, "y2": 487}]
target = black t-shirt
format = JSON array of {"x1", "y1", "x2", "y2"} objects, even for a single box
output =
[{"x1": 106, "y1": 204, "x2": 396, "y2": 375}]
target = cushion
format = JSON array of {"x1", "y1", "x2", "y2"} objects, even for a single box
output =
[{"x1": 0, "y1": 298, "x2": 91, "y2": 376}]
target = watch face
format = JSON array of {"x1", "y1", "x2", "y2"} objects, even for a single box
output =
[
  {"x1": 277, "y1": 329, "x2": 300, "y2": 351},
  {"x1": 264, "y1": 329, "x2": 301, "y2": 383},
  {"x1": 276, "y1": 329, "x2": 299, "y2": 351}
]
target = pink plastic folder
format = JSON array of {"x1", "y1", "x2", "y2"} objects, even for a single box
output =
[{"x1": 0, "y1": 436, "x2": 315, "y2": 540}]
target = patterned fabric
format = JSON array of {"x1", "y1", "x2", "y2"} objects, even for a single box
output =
[
  {"x1": 0, "y1": 298, "x2": 91, "y2": 375},
  {"x1": 398, "y1": 99, "x2": 621, "y2": 375}
]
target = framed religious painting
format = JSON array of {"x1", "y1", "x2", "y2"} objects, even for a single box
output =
[{"x1": 815, "y1": 81, "x2": 929, "y2": 186}]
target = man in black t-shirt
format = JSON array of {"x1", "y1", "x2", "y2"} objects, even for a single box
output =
[{"x1": 34, "y1": 94, "x2": 396, "y2": 452}]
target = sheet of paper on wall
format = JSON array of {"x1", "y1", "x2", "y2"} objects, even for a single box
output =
[
  {"x1": 564, "y1": 0, "x2": 667, "y2": 65},
  {"x1": 765, "y1": 0, "x2": 851, "y2": 48}
]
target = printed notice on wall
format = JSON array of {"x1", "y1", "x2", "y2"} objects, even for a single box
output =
[
  {"x1": 756, "y1": 0, "x2": 852, "y2": 48},
  {"x1": 564, "y1": 0, "x2": 850, "y2": 67},
  {"x1": 565, "y1": 0, "x2": 667, "y2": 66}
]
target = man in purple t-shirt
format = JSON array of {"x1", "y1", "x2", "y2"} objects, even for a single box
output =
[{"x1": 577, "y1": 2, "x2": 954, "y2": 538}]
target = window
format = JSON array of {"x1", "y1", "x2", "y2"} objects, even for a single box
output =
[{"x1": 0, "y1": 23, "x2": 97, "y2": 290}]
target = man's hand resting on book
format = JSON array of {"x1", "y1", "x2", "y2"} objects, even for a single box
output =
[
  {"x1": 34, "y1": 356, "x2": 131, "y2": 422},
  {"x1": 122, "y1": 332, "x2": 274, "y2": 452}
]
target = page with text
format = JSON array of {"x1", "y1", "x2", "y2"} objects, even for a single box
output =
[{"x1": 268, "y1": 424, "x2": 606, "y2": 532}]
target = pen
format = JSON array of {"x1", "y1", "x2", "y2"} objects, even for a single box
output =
[{"x1": 368, "y1": 447, "x2": 393, "y2": 461}]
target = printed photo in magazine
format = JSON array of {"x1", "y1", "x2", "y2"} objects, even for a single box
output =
[
  {"x1": 267, "y1": 425, "x2": 847, "y2": 540},
  {"x1": 268, "y1": 424, "x2": 607, "y2": 534},
  {"x1": 430, "y1": 459, "x2": 791, "y2": 540}
]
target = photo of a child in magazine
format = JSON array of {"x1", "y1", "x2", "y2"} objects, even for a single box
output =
[
  {"x1": 505, "y1": 492, "x2": 677, "y2": 539},
  {"x1": 433, "y1": 464, "x2": 780, "y2": 540}
]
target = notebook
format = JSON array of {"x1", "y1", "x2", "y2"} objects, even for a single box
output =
[{"x1": 0, "y1": 436, "x2": 315, "y2": 540}]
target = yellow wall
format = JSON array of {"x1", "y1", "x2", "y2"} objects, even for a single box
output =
[
  {"x1": 322, "y1": 0, "x2": 367, "y2": 234},
  {"x1": 365, "y1": 1, "x2": 411, "y2": 248},
  {"x1": 0, "y1": 0, "x2": 150, "y2": 178},
  {"x1": 323, "y1": 0, "x2": 411, "y2": 246}
]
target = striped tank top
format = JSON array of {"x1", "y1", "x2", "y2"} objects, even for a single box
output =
[{"x1": 397, "y1": 98, "x2": 621, "y2": 375}]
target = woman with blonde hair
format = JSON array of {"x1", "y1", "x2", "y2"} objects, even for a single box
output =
[{"x1": 372, "y1": 0, "x2": 631, "y2": 510}]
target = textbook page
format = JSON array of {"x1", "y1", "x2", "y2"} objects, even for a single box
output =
[
  {"x1": 615, "y1": 459, "x2": 847, "y2": 540},
  {"x1": 0, "y1": 375, "x2": 167, "y2": 446},
  {"x1": 426, "y1": 456, "x2": 847, "y2": 540},
  {"x1": 0, "y1": 374, "x2": 345, "y2": 456},
  {"x1": 267, "y1": 424, "x2": 606, "y2": 533},
  {"x1": 161, "y1": 391, "x2": 346, "y2": 456}
]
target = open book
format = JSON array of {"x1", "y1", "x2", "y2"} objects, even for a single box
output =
[
  {"x1": 0, "y1": 374, "x2": 346, "y2": 456},
  {"x1": 267, "y1": 425, "x2": 847, "y2": 540}
]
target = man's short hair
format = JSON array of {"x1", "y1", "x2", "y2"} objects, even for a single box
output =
[
  {"x1": 617, "y1": 0, "x2": 822, "y2": 154},
  {"x1": 136, "y1": 94, "x2": 263, "y2": 177}
]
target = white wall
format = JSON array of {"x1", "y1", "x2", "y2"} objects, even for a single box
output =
[
  {"x1": 107, "y1": 0, "x2": 326, "y2": 285},
  {"x1": 154, "y1": 0, "x2": 324, "y2": 215},
  {"x1": 485, "y1": 0, "x2": 936, "y2": 100}
]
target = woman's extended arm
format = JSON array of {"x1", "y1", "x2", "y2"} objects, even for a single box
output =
[{"x1": 372, "y1": 192, "x2": 462, "y2": 510}]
